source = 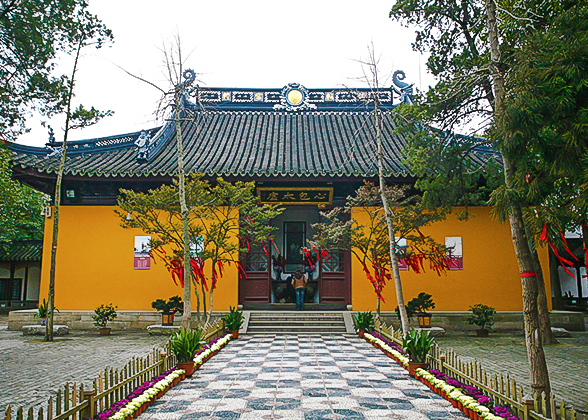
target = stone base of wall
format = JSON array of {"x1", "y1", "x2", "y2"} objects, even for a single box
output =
[
  {"x1": 9, "y1": 309, "x2": 584, "y2": 332},
  {"x1": 379, "y1": 310, "x2": 586, "y2": 332},
  {"x1": 8, "y1": 310, "x2": 226, "y2": 331}
]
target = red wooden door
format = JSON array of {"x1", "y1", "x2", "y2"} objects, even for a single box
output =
[
  {"x1": 239, "y1": 243, "x2": 270, "y2": 303},
  {"x1": 319, "y1": 250, "x2": 350, "y2": 304}
]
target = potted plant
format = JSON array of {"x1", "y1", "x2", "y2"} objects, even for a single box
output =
[
  {"x1": 35, "y1": 299, "x2": 47, "y2": 326},
  {"x1": 467, "y1": 304, "x2": 496, "y2": 337},
  {"x1": 222, "y1": 306, "x2": 244, "y2": 339},
  {"x1": 169, "y1": 328, "x2": 205, "y2": 377},
  {"x1": 353, "y1": 311, "x2": 375, "y2": 338},
  {"x1": 303, "y1": 253, "x2": 318, "y2": 281},
  {"x1": 409, "y1": 292, "x2": 435, "y2": 328},
  {"x1": 92, "y1": 303, "x2": 117, "y2": 335},
  {"x1": 402, "y1": 328, "x2": 435, "y2": 376},
  {"x1": 35, "y1": 299, "x2": 58, "y2": 326},
  {"x1": 272, "y1": 254, "x2": 286, "y2": 277},
  {"x1": 151, "y1": 295, "x2": 183, "y2": 326}
]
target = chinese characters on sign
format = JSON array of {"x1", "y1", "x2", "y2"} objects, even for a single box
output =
[{"x1": 257, "y1": 188, "x2": 333, "y2": 205}]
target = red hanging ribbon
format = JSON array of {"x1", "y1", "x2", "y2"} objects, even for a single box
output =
[
  {"x1": 236, "y1": 261, "x2": 248, "y2": 279},
  {"x1": 559, "y1": 232, "x2": 579, "y2": 261},
  {"x1": 520, "y1": 272, "x2": 537, "y2": 278},
  {"x1": 271, "y1": 238, "x2": 280, "y2": 254},
  {"x1": 539, "y1": 222, "x2": 548, "y2": 242},
  {"x1": 548, "y1": 242, "x2": 575, "y2": 277}
]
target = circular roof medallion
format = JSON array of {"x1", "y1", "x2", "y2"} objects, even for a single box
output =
[{"x1": 286, "y1": 89, "x2": 304, "y2": 106}]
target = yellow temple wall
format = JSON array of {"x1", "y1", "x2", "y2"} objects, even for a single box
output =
[
  {"x1": 350, "y1": 206, "x2": 551, "y2": 312},
  {"x1": 39, "y1": 206, "x2": 239, "y2": 311},
  {"x1": 38, "y1": 205, "x2": 550, "y2": 312}
]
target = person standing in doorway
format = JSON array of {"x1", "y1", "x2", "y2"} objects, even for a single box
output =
[{"x1": 291, "y1": 268, "x2": 307, "y2": 311}]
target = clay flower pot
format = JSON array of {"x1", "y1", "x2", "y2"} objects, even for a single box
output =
[
  {"x1": 177, "y1": 361, "x2": 196, "y2": 377},
  {"x1": 99, "y1": 328, "x2": 111, "y2": 336},
  {"x1": 476, "y1": 329, "x2": 489, "y2": 337},
  {"x1": 407, "y1": 361, "x2": 427, "y2": 377}
]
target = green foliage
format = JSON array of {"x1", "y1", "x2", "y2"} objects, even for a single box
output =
[
  {"x1": 92, "y1": 303, "x2": 117, "y2": 328},
  {"x1": 390, "y1": 0, "x2": 588, "y2": 242},
  {"x1": 353, "y1": 311, "x2": 375, "y2": 331},
  {"x1": 495, "y1": 1, "x2": 588, "y2": 239},
  {"x1": 35, "y1": 299, "x2": 47, "y2": 319},
  {"x1": 389, "y1": 0, "x2": 491, "y2": 131},
  {"x1": 116, "y1": 176, "x2": 283, "y2": 283},
  {"x1": 169, "y1": 328, "x2": 205, "y2": 362},
  {"x1": 467, "y1": 303, "x2": 496, "y2": 330},
  {"x1": 312, "y1": 182, "x2": 449, "y2": 303},
  {"x1": 68, "y1": 104, "x2": 114, "y2": 131},
  {"x1": 408, "y1": 292, "x2": 435, "y2": 313},
  {"x1": 0, "y1": 149, "x2": 47, "y2": 254},
  {"x1": 0, "y1": 0, "x2": 113, "y2": 140},
  {"x1": 222, "y1": 306, "x2": 244, "y2": 331},
  {"x1": 151, "y1": 296, "x2": 183, "y2": 313},
  {"x1": 402, "y1": 328, "x2": 435, "y2": 363},
  {"x1": 396, "y1": 292, "x2": 435, "y2": 320}
]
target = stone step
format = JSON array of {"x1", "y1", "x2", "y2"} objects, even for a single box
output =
[
  {"x1": 249, "y1": 316, "x2": 344, "y2": 322},
  {"x1": 248, "y1": 319, "x2": 345, "y2": 326},
  {"x1": 245, "y1": 311, "x2": 346, "y2": 335},
  {"x1": 247, "y1": 325, "x2": 347, "y2": 333}
]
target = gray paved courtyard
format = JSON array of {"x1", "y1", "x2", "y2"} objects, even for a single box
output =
[
  {"x1": 0, "y1": 318, "x2": 169, "y2": 413},
  {"x1": 142, "y1": 334, "x2": 465, "y2": 420},
  {"x1": 1, "y1": 311, "x2": 587, "y2": 418},
  {"x1": 436, "y1": 329, "x2": 588, "y2": 413}
]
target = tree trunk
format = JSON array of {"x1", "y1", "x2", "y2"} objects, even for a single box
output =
[
  {"x1": 45, "y1": 41, "x2": 82, "y2": 342},
  {"x1": 484, "y1": 0, "x2": 551, "y2": 398},
  {"x1": 175, "y1": 90, "x2": 192, "y2": 330},
  {"x1": 549, "y1": 249, "x2": 563, "y2": 309},
  {"x1": 532, "y1": 249, "x2": 557, "y2": 344},
  {"x1": 374, "y1": 98, "x2": 409, "y2": 335}
]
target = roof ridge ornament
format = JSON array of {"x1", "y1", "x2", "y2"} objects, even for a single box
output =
[
  {"x1": 273, "y1": 83, "x2": 317, "y2": 112},
  {"x1": 134, "y1": 130, "x2": 151, "y2": 162},
  {"x1": 392, "y1": 70, "x2": 414, "y2": 105}
]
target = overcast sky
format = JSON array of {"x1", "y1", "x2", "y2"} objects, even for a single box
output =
[{"x1": 19, "y1": 1, "x2": 434, "y2": 147}]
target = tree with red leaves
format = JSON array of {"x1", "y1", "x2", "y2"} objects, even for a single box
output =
[
  {"x1": 311, "y1": 181, "x2": 449, "y2": 329},
  {"x1": 116, "y1": 176, "x2": 282, "y2": 325}
]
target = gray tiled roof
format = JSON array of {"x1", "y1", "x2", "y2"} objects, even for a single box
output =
[
  {"x1": 10, "y1": 110, "x2": 419, "y2": 178},
  {"x1": 9, "y1": 108, "x2": 495, "y2": 180},
  {"x1": 0, "y1": 242, "x2": 42, "y2": 262}
]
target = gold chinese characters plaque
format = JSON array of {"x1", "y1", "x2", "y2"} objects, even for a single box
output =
[{"x1": 257, "y1": 187, "x2": 333, "y2": 205}]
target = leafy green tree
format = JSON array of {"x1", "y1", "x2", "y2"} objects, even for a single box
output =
[
  {"x1": 497, "y1": 1, "x2": 588, "y2": 298},
  {"x1": 0, "y1": 0, "x2": 112, "y2": 140},
  {"x1": 388, "y1": 0, "x2": 581, "y2": 396},
  {"x1": 0, "y1": 148, "x2": 47, "y2": 252},
  {"x1": 44, "y1": 27, "x2": 113, "y2": 342},
  {"x1": 117, "y1": 176, "x2": 283, "y2": 324}
]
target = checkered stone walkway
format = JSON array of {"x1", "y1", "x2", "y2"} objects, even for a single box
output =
[{"x1": 141, "y1": 334, "x2": 466, "y2": 420}]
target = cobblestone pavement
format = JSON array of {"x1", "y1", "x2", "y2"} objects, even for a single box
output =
[
  {"x1": 0, "y1": 323, "x2": 169, "y2": 414},
  {"x1": 142, "y1": 334, "x2": 466, "y2": 420},
  {"x1": 436, "y1": 329, "x2": 588, "y2": 413}
]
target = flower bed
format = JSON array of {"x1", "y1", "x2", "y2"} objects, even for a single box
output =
[
  {"x1": 97, "y1": 368, "x2": 184, "y2": 420},
  {"x1": 96, "y1": 333, "x2": 233, "y2": 420},
  {"x1": 364, "y1": 332, "x2": 409, "y2": 367},
  {"x1": 362, "y1": 332, "x2": 521, "y2": 420},
  {"x1": 194, "y1": 333, "x2": 232, "y2": 368}
]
